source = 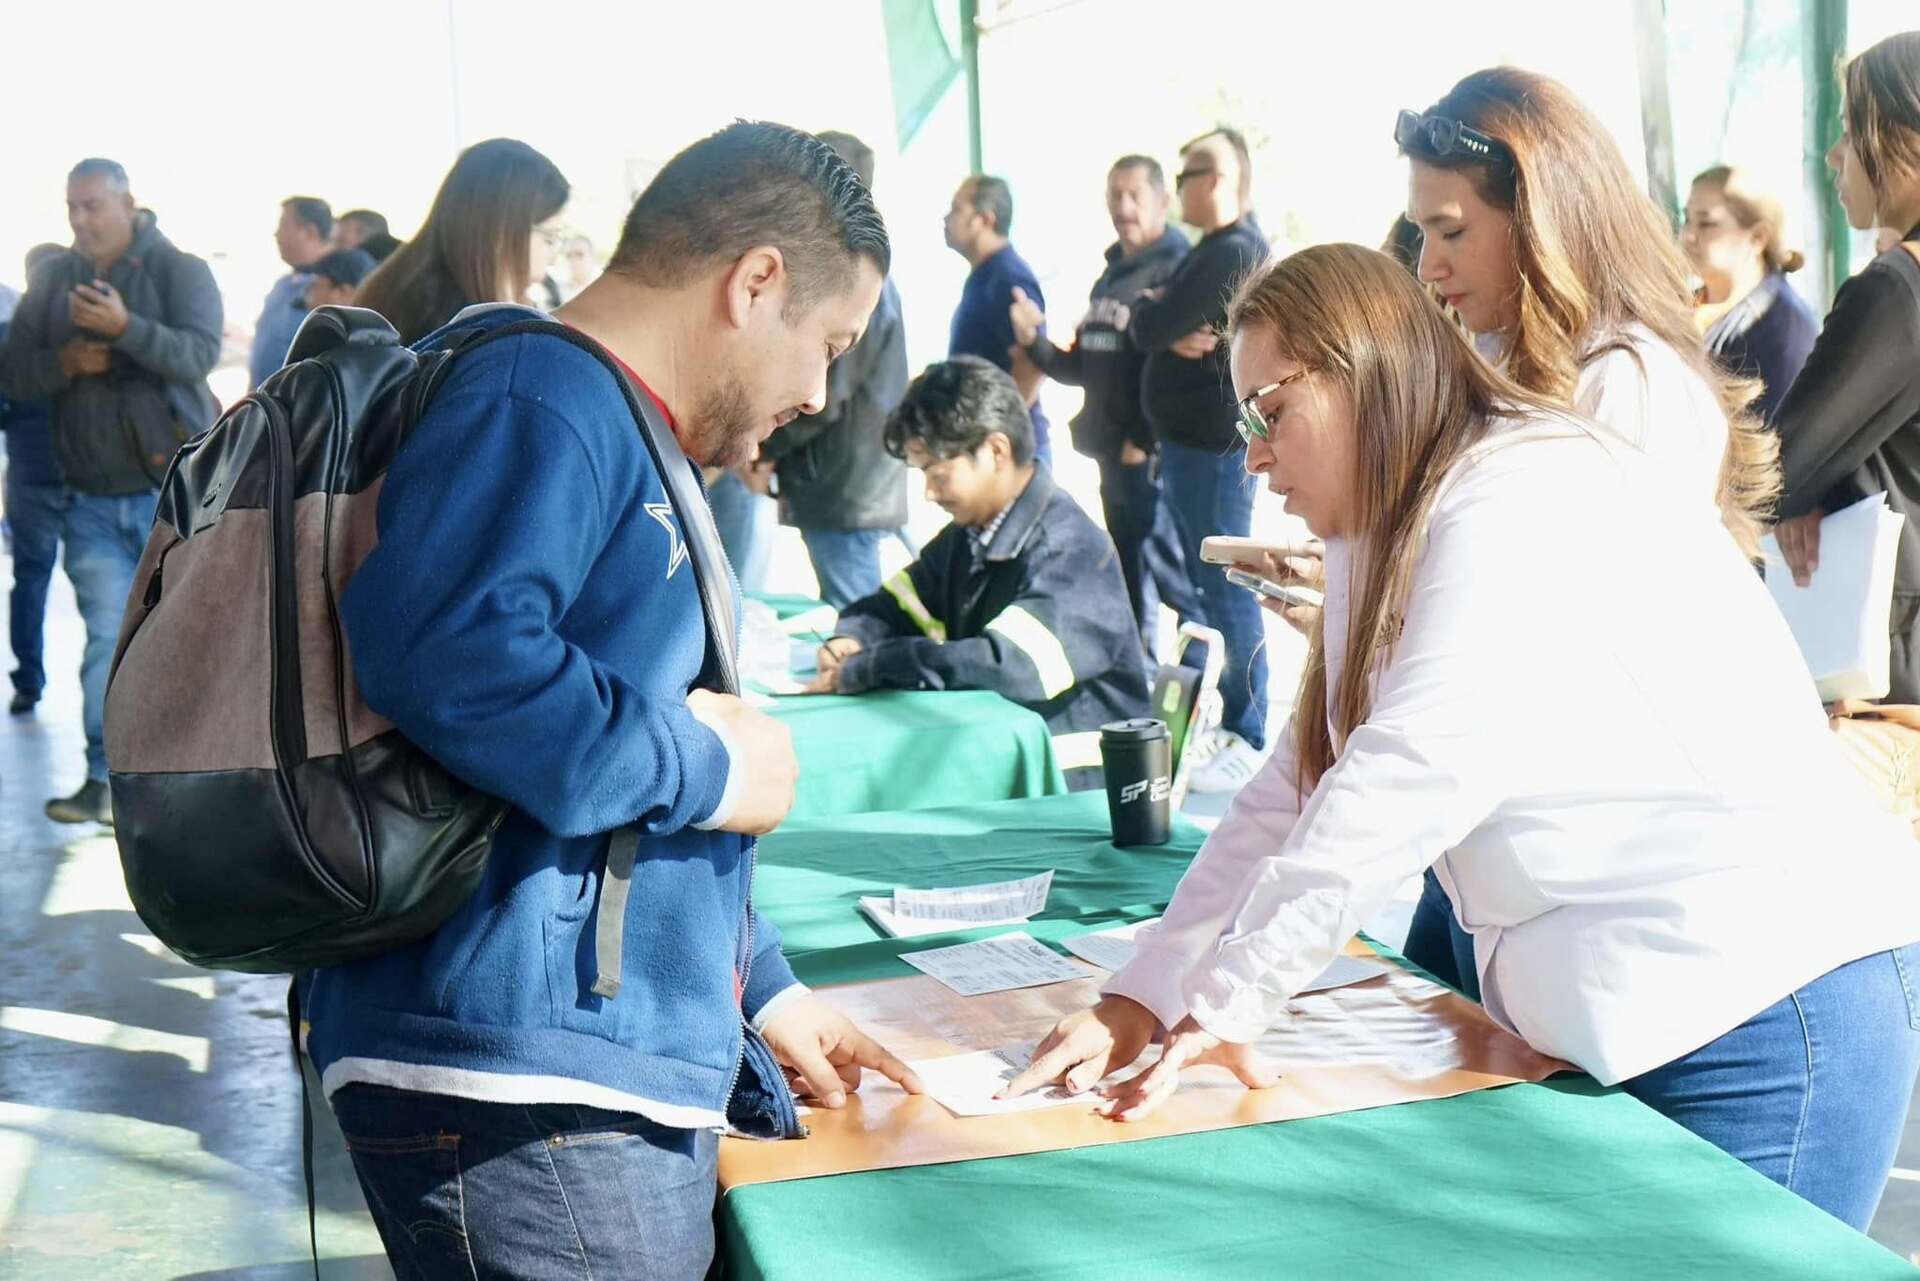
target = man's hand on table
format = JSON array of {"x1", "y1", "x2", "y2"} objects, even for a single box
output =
[
  {"x1": 686, "y1": 689, "x2": 796, "y2": 834},
  {"x1": 998, "y1": 996, "x2": 1277, "y2": 1122},
  {"x1": 804, "y1": 637, "x2": 862, "y2": 694},
  {"x1": 761, "y1": 992, "x2": 925, "y2": 1108}
]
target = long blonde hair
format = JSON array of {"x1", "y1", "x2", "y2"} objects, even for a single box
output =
[
  {"x1": 1228, "y1": 244, "x2": 1563, "y2": 791},
  {"x1": 1402, "y1": 68, "x2": 1780, "y2": 557}
]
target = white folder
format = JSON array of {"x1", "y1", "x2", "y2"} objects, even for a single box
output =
[{"x1": 1761, "y1": 492, "x2": 1907, "y2": 702}]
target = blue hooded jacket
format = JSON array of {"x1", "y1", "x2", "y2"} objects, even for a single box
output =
[{"x1": 302, "y1": 306, "x2": 801, "y2": 1137}]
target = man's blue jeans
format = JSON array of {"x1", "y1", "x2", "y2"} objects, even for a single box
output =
[
  {"x1": 801, "y1": 526, "x2": 914, "y2": 610},
  {"x1": 5, "y1": 470, "x2": 64, "y2": 700},
  {"x1": 332, "y1": 1084, "x2": 720, "y2": 1280},
  {"x1": 1625, "y1": 945, "x2": 1920, "y2": 1231},
  {"x1": 63, "y1": 490, "x2": 156, "y2": 781},
  {"x1": 1098, "y1": 453, "x2": 1202, "y2": 658},
  {"x1": 1158, "y1": 441, "x2": 1268, "y2": 748}
]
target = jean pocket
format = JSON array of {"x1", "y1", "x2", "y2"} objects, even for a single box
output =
[
  {"x1": 340, "y1": 1129, "x2": 474, "y2": 1272},
  {"x1": 1888, "y1": 945, "x2": 1920, "y2": 1032},
  {"x1": 538, "y1": 1104, "x2": 673, "y2": 1150}
]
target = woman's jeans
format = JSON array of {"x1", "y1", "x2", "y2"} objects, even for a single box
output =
[
  {"x1": 1624, "y1": 945, "x2": 1920, "y2": 1231},
  {"x1": 1412, "y1": 873, "x2": 1917, "y2": 1231},
  {"x1": 332, "y1": 1084, "x2": 719, "y2": 1280}
]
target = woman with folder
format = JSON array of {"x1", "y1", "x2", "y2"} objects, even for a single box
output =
[{"x1": 1773, "y1": 31, "x2": 1920, "y2": 703}]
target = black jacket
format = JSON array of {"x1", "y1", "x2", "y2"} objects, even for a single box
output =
[
  {"x1": 762, "y1": 278, "x2": 908, "y2": 530},
  {"x1": 1128, "y1": 217, "x2": 1269, "y2": 453},
  {"x1": 833, "y1": 465, "x2": 1148, "y2": 778},
  {"x1": 0, "y1": 211, "x2": 222, "y2": 495},
  {"x1": 1777, "y1": 233, "x2": 1920, "y2": 599},
  {"x1": 1027, "y1": 227, "x2": 1188, "y2": 459}
]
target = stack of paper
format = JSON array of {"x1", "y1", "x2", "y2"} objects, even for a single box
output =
[
  {"x1": 1761, "y1": 491, "x2": 1907, "y2": 701},
  {"x1": 858, "y1": 871, "x2": 1054, "y2": 939},
  {"x1": 1062, "y1": 919, "x2": 1395, "y2": 994}
]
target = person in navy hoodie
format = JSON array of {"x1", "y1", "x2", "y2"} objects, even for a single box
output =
[{"x1": 303, "y1": 122, "x2": 923, "y2": 1280}]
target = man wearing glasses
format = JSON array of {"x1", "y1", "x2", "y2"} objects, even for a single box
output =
[{"x1": 1126, "y1": 128, "x2": 1272, "y2": 792}]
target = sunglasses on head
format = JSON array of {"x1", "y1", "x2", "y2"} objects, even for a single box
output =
[
  {"x1": 1235, "y1": 367, "x2": 1310, "y2": 444},
  {"x1": 1394, "y1": 109, "x2": 1515, "y2": 173}
]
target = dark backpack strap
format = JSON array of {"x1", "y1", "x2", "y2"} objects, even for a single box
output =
[
  {"x1": 286, "y1": 977, "x2": 319, "y2": 1279},
  {"x1": 590, "y1": 827, "x2": 641, "y2": 999},
  {"x1": 419, "y1": 316, "x2": 742, "y2": 1000}
]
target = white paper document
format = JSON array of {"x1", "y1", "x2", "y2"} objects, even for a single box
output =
[
  {"x1": 1761, "y1": 491, "x2": 1907, "y2": 701},
  {"x1": 1060, "y1": 919, "x2": 1153, "y2": 971},
  {"x1": 899, "y1": 932, "x2": 1088, "y2": 997},
  {"x1": 893, "y1": 871, "x2": 1054, "y2": 922},
  {"x1": 1063, "y1": 919, "x2": 1394, "y2": 994},
  {"x1": 908, "y1": 1041, "x2": 1099, "y2": 1117},
  {"x1": 857, "y1": 896, "x2": 1031, "y2": 940}
]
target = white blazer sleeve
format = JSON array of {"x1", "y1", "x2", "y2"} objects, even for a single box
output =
[
  {"x1": 1102, "y1": 723, "x2": 1307, "y2": 1030},
  {"x1": 1115, "y1": 472, "x2": 1554, "y2": 1043}
]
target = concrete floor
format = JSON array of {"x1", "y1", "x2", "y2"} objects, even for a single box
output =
[{"x1": 5, "y1": 548, "x2": 1920, "y2": 1275}]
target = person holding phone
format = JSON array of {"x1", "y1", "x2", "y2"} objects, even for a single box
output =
[
  {"x1": 0, "y1": 158, "x2": 222, "y2": 825},
  {"x1": 1004, "y1": 244, "x2": 1920, "y2": 1233}
]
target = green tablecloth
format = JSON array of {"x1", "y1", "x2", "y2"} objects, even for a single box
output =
[
  {"x1": 757, "y1": 791, "x2": 1204, "y2": 962},
  {"x1": 771, "y1": 690, "x2": 1069, "y2": 821},
  {"x1": 727, "y1": 794, "x2": 1920, "y2": 1280},
  {"x1": 725, "y1": 1076, "x2": 1915, "y2": 1280}
]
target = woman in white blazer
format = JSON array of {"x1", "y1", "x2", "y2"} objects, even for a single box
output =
[
  {"x1": 1005, "y1": 244, "x2": 1920, "y2": 1232},
  {"x1": 1390, "y1": 67, "x2": 1782, "y2": 993}
]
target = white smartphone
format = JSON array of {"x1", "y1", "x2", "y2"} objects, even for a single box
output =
[
  {"x1": 1225, "y1": 567, "x2": 1323, "y2": 610},
  {"x1": 1198, "y1": 534, "x2": 1323, "y2": 566}
]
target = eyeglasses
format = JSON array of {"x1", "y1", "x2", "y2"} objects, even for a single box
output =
[
  {"x1": 1394, "y1": 109, "x2": 1515, "y2": 173},
  {"x1": 1173, "y1": 167, "x2": 1218, "y2": 189},
  {"x1": 1235, "y1": 368, "x2": 1309, "y2": 444}
]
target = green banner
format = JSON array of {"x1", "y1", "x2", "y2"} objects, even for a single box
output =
[{"x1": 883, "y1": 0, "x2": 962, "y2": 150}]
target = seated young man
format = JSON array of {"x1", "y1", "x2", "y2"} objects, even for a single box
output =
[{"x1": 807, "y1": 355, "x2": 1149, "y2": 786}]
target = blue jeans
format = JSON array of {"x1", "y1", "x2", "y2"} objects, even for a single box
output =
[
  {"x1": 707, "y1": 471, "x2": 776, "y2": 595},
  {"x1": 331, "y1": 1085, "x2": 719, "y2": 1280},
  {"x1": 801, "y1": 526, "x2": 913, "y2": 610},
  {"x1": 1404, "y1": 869, "x2": 1477, "y2": 999},
  {"x1": 1158, "y1": 441, "x2": 1267, "y2": 748},
  {"x1": 1625, "y1": 946, "x2": 1920, "y2": 1231},
  {"x1": 1098, "y1": 453, "x2": 1203, "y2": 658},
  {"x1": 5, "y1": 470, "x2": 64, "y2": 699},
  {"x1": 63, "y1": 490, "x2": 157, "y2": 780}
]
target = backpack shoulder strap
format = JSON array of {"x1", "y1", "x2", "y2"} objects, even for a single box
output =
[{"x1": 427, "y1": 317, "x2": 739, "y2": 695}]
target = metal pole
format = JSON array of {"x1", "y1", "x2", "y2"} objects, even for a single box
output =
[
  {"x1": 962, "y1": 0, "x2": 983, "y2": 172},
  {"x1": 1632, "y1": 0, "x2": 1679, "y2": 229},
  {"x1": 1805, "y1": 0, "x2": 1849, "y2": 305}
]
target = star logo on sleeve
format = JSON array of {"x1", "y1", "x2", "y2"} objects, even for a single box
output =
[{"x1": 645, "y1": 503, "x2": 687, "y2": 580}]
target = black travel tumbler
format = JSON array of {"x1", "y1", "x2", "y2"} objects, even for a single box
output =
[{"x1": 1100, "y1": 718, "x2": 1173, "y2": 846}]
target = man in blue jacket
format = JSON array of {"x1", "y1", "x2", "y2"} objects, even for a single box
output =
[
  {"x1": 303, "y1": 122, "x2": 922, "y2": 1279},
  {"x1": 1, "y1": 244, "x2": 67, "y2": 717},
  {"x1": 248, "y1": 196, "x2": 332, "y2": 389}
]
